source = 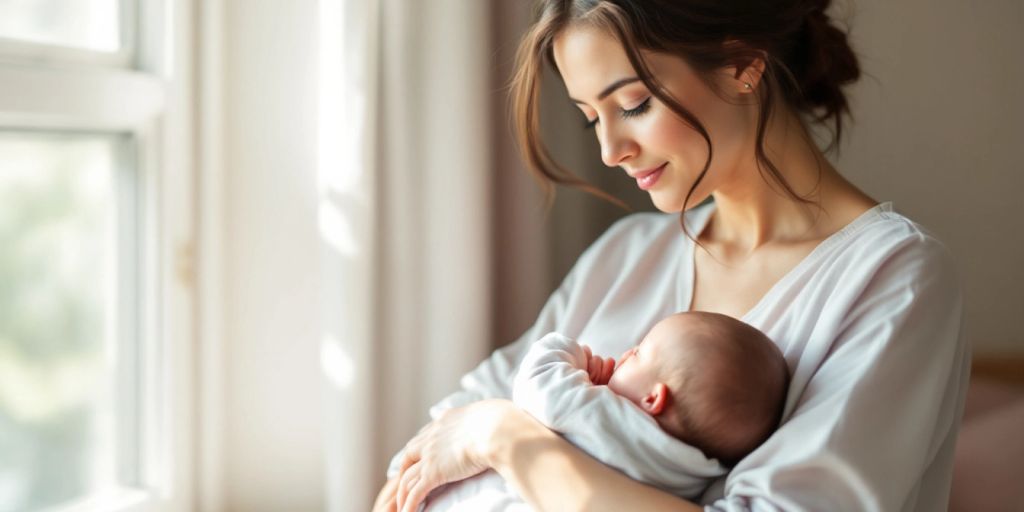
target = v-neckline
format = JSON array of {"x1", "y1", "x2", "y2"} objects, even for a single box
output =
[{"x1": 680, "y1": 201, "x2": 893, "y2": 322}]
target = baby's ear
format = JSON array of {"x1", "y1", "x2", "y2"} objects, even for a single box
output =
[{"x1": 641, "y1": 382, "x2": 669, "y2": 416}]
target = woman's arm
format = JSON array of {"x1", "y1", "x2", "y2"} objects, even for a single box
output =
[
  {"x1": 394, "y1": 399, "x2": 703, "y2": 512},
  {"x1": 489, "y1": 405, "x2": 704, "y2": 512}
]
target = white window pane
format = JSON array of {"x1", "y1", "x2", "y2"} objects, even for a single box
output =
[
  {"x1": 0, "y1": 131, "x2": 138, "y2": 512},
  {"x1": 0, "y1": 0, "x2": 122, "y2": 52}
]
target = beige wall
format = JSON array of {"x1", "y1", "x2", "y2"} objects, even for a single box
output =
[{"x1": 833, "y1": 0, "x2": 1024, "y2": 355}]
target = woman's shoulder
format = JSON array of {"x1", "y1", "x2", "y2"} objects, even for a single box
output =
[
  {"x1": 831, "y1": 202, "x2": 956, "y2": 265},
  {"x1": 816, "y1": 202, "x2": 962, "y2": 298}
]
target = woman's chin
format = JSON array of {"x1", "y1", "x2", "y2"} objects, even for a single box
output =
[
  {"x1": 653, "y1": 189, "x2": 713, "y2": 214},
  {"x1": 649, "y1": 193, "x2": 687, "y2": 214}
]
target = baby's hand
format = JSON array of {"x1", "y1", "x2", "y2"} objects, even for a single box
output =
[{"x1": 580, "y1": 344, "x2": 616, "y2": 385}]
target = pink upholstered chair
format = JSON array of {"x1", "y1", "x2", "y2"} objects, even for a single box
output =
[{"x1": 949, "y1": 359, "x2": 1024, "y2": 511}]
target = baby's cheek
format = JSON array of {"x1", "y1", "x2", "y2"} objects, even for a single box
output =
[{"x1": 607, "y1": 371, "x2": 623, "y2": 393}]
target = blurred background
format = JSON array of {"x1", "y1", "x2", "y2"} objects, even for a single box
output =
[{"x1": 0, "y1": 1, "x2": 1020, "y2": 511}]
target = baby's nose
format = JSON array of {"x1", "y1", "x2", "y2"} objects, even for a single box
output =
[{"x1": 617, "y1": 347, "x2": 635, "y2": 367}]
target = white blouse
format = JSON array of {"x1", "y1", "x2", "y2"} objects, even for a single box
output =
[{"x1": 392, "y1": 201, "x2": 970, "y2": 512}]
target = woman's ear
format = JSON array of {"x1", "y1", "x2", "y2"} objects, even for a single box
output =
[
  {"x1": 722, "y1": 42, "x2": 767, "y2": 93},
  {"x1": 641, "y1": 382, "x2": 669, "y2": 416},
  {"x1": 729, "y1": 59, "x2": 766, "y2": 95}
]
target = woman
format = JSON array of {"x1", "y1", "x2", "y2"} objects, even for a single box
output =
[{"x1": 377, "y1": 1, "x2": 969, "y2": 510}]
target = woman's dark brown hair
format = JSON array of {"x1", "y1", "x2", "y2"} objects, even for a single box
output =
[{"x1": 509, "y1": 0, "x2": 861, "y2": 223}]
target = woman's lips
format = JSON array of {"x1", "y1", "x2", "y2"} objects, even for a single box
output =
[{"x1": 636, "y1": 163, "x2": 666, "y2": 190}]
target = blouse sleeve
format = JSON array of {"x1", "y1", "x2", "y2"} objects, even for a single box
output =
[{"x1": 703, "y1": 236, "x2": 971, "y2": 511}]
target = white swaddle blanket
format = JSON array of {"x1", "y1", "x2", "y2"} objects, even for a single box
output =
[{"x1": 418, "y1": 332, "x2": 727, "y2": 511}]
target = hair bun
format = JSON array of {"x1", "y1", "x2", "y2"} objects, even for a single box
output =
[{"x1": 789, "y1": 5, "x2": 860, "y2": 139}]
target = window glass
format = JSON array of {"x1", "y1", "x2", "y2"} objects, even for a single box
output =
[
  {"x1": 0, "y1": 131, "x2": 137, "y2": 511},
  {"x1": 0, "y1": 0, "x2": 122, "y2": 52}
]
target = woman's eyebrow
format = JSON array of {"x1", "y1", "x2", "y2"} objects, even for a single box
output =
[{"x1": 569, "y1": 77, "x2": 641, "y2": 105}]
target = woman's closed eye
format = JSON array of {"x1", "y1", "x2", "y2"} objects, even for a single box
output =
[{"x1": 584, "y1": 97, "x2": 652, "y2": 130}]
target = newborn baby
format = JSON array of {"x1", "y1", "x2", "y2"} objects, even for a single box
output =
[{"x1": 412, "y1": 311, "x2": 790, "y2": 511}]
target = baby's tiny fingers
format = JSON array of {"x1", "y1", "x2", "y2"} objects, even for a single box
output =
[{"x1": 603, "y1": 357, "x2": 616, "y2": 383}]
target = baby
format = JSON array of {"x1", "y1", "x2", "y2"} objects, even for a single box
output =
[{"x1": 413, "y1": 311, "x2": 790, "y2": 511}]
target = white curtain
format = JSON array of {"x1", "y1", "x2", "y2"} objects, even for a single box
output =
[{"x1": 319, "y1": 1, "x2": 494, "y2": 510}]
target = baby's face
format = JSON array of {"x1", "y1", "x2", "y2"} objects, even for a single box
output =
[{"x1": 607, "y1": 327, "x2": 678, "y2": 408}]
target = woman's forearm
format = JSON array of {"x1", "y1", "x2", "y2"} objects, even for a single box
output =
[
  {"x1": 487, "y1": 407, "x2": 703, "y2": 512},
  {"x1": 372, "y1": 477, "x2": 398, "y2": 512}
]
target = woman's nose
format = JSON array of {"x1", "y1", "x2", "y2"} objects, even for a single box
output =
[{"x1": 599, "y1": 124, "x2": 639, "y2": 168}]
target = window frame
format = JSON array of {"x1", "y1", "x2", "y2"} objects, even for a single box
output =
[
  {"x1": 0, "y1": 0, "x2": 137, "y2": 67},
  {"x1": 0, "y1": 0, "x2": 196, "y2": 511}
]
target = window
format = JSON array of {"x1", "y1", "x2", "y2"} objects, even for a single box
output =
[
  {"x1": 0, "y1": 131, "x2": 139, "y2": 510},
  {"x1": 0, "y1": 0, "x2": 124, "y2": 52},
  {"x1": 0, "y1": 2, "x2": 193, "y2": 512}
]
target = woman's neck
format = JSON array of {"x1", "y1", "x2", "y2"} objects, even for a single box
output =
[{"x1": 704, "y1": 109, "x2": 844, "y2": 253}]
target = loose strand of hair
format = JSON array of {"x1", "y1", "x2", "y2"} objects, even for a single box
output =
[
  {"x1": 590, "y1": 7, "x2": 717, "y2": 250},
  {"x1": 511, "y1": 24, "x2": 630, "y2": 216}
]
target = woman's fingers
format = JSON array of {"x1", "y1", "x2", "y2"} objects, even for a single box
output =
[
  {"x1": 380, "y1": 493, "x2": 397, "y2": 512},
  {"x1": 398, "y1": 450, "x2": 417, "y2": 476},
  {"x1": 393, "y1": 400, "x2": 511, "y2": 511},
  {"x1": 395, "y1": 424, "x2": 430, "y2": 510},
  {"x1": 397, "y1": 461, "x2": 441, "y2": 512},
  {"x1": 371, "y1": 477, "x2": 399, "y2": 512},
  {"x1": 402, "y1": 477, "x2": 434, "y2": 512},
  {"x1": 396, "y1": 462, "x2": 421, "y2": 511},
  {"x1": 398, "y1": 428, "x2": 427, "y2": 475}
]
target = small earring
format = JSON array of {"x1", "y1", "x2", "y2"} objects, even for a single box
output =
[{"x1": 744, "y1": 82, "x2": 753, "y2": 90}]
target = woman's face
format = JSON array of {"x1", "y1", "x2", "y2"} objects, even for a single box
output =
[{"x1": 551, "y1": 25, "x2": 756, "y2": 213}]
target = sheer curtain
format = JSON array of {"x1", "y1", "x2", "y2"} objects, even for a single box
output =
[
  {"x1": 319, "y1": 1, "x2": 653, "y2": 509},
  {"x1": 320, "y1": 1, "x2": 494, "y2": 510}
]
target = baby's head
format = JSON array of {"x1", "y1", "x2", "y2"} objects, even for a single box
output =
[{"x1": 607, "y1": 312, "x2": 789, "y2": 466}]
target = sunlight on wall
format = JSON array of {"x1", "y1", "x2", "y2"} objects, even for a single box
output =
[
  {"x1": 315, "y1": 0, "x2": 362, "y2": 258},
  {"x1": 317, "y1": 0, "x2": 366, "y2": 197},
  {"x1": 316, "y1": 0, "x2": 368, "y2": 398},
  {"x1": 317, "y1": 201, "x2": 358, "y2": 257},
  {"x1": 320, "y1": 336, "x2": 355, "y2": 390}
]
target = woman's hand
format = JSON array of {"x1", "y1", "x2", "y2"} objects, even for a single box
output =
[
  {"x1": 371, "y1": 477, "x2": 398, "y2": 512},
  {"x1": 395, "y1": 399, "x2": 515, "y2": 512}
]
